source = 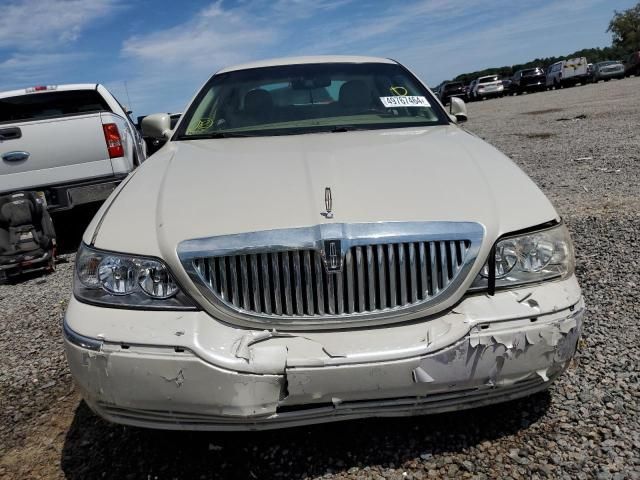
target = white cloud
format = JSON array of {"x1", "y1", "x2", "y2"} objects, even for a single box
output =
[
  {"x1": 121, "y1": 0, "x2": 355, "y2": 68},
  {"x1": 0, "y1": 0, "x2": 119, "y2": 50},
  {"x1": 111, "y1": 0, "x2": 621, "y2": 115},
  {"x1": 122, "y1": 2, "x2": 276, "y2": 68},
  {"x1": 0, "y1": 52, "x2": 87, "y2": 89}
]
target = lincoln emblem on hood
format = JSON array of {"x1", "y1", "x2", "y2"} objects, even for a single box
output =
[{"x1": 321, "y1": 186, "x2": 333, "y2": 218}]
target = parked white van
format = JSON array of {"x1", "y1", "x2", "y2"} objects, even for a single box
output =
[{"x1": 546, "y1": 58, "x2": 589, "y2": 88}]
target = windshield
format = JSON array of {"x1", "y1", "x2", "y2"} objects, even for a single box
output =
[
  {"x1": 478, "y1": 76, "x2": 499, "y2": 83},
  {"x1": 522, "y1": 68, "x2": 542, "y2": 76},
  {"x1": 176, "y1": 62, "x2": 448, "y2": 139},
  {"x1": 597, "y1": 61, "x2": 618, "y2": 67}
]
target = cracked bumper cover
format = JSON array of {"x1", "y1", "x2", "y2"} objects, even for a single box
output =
[{"x1": 63, "y1": 276, "x2": 584, "y2": 430}]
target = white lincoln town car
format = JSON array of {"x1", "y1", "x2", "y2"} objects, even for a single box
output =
[{"x1": 64, "y1": 56, "x2": 584, "y2": 430}]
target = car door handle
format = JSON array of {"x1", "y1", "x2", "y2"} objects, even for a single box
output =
[
  {"x1": 2, "y1": 151, "x2": 30, "y2": 162},
  {"x1": 0, "y1": 127, "x2": 22, "y2": 140}
]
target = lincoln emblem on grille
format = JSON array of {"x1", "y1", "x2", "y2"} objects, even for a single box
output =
[
  {"x1": 322, "y1": 239, "x2": 343, "y2": 273},
  {"x1": 320, "y1": 187, "x2": 333, "y2": 218}
]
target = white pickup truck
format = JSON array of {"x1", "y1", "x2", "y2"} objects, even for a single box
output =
[
  {"x1": 0, "y1": 84, "x2": 145, "y2": 211},
  {"x1": 546, "y1": 57, "x2": 589, "y2": 88}
]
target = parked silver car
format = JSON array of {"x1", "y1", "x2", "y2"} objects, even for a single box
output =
[
  {"x1": 470, "y1": 75, "x2": 504, "y2": 100},
  {"x1": 64, "y1": 56, "x2": 584, "y2": 431},
  {"x1": 592, "y1": 61, "x2": 625, "y2": 82}
]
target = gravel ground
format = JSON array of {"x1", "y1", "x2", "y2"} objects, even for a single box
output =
[{"x1": 1, "y1": 78, "x2": 638, "y2": 479}]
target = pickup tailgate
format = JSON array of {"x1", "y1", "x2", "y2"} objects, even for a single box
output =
[{"x1": 0, "y1": 89, "x2": 115, "y2": 193}]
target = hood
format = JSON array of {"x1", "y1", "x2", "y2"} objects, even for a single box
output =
[{"x1": 93, "y1": 125, "x2": 558, "y2": 263}]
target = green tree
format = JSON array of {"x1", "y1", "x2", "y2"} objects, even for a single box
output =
[{"x1": 608, "y1": 2, "x2": 640, "y2": 51}]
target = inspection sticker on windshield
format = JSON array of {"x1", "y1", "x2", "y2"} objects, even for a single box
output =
[{"x1": 380, "y1": 96, "x2": 430, "y2": 107}]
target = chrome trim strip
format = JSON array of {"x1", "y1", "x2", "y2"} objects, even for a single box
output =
[
  {"x1": 398, "y1": 244, "x2": 407, "y2": 305},
  {"x1": 250, "y1": 254, "x2": 261, "y2": 311},
  {"x1": 366, "y1": 245, "x2": 376, "y2": 310},
  {"x1": 388, "y1": 244, "x2": 397, "y2": 308},
  {"x1": 271, "y1": 253, "x2": 282, "y2": 315},
  {"x1": 179, "y1": 222, "x2": 483, "y2": 259},
  {"x1": 327, "y1": 270, "x2": 336, "y2": 314},
  {"x1": 419, "y1": 242, "x2": 427, "y2": 298},
  {"x1": 303, "y1": 251, "x2": 313, "y2": 315},
  {"x1": 408, "y1": 243, "x2": 418, "y2": 303},
  {"x1": 282, "y1": 252, "x2": 293, "y2": 315},
  {"x1": 240, "y1": 255, "x2": 250, "y2": 310},
  {"x1": 377, "y1": 244, "x2": 387, "y2": 308},
  {"x1": 355, "y1": 246, "x2": 365, "y2": 312},
  {"x1": 293, "y1": 252, "x2": 304, "y2": 315},
  {"x1": 336, "y1": 271, "x2": 345, "y2": 314},
  {"x1": 178, "y1": 221, "x2": 484, "y2": 328},
  {"x1": 230, "y1": 257, "x2": 240, "y2": 306},
  {"x1": 440, "y1": 241, "x2": 449, "y2": 289},
  {"x1": 429, "y1": 242, "x2": 438, "y2": 295},
  {"x1": 63, "y1": 317, "x2": 103, "y2": 351},
  {"x1": 314, "y1": 252, "x2": 325, "y2": 315},
  {"x1": 346, "y1": 250, "x2": 355, "y2": 313},
  {"x1": 260, "y1": 254, "x2": 271, "y2": 314}
]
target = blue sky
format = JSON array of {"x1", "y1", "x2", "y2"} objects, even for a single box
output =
[{"x1": 0, "y1": 0, "x2": 635, "y2": 117}]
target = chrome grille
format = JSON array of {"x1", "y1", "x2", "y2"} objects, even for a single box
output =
[
  {"x1": 192, "y1": 240, "x2": 471, "y2": 317},
  {"x1": 179, "y1": 222, "x2": 484, "y2": 327}
]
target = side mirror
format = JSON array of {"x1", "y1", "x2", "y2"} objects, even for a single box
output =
[
  {"x1": 141, "y1": 113, "x2": 172, "y2": 139},
  {"x1": 449, "y1": 97, "x2": 468, "y2": 123}
]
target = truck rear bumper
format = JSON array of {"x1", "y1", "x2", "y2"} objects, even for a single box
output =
[{"x1": 10, "y1": 175, "x2": 127, "y2": 211}]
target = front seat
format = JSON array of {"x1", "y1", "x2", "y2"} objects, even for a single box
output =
[
  {"x1": 338, "y1": 80, "x2": 371, "y2": 111},
  {"x1": 243, "y1": 89, "x2": 274, "y2": 125}
]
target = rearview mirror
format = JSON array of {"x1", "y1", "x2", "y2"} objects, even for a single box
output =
[
  {"x1": 141, "y1": 113, "x2": 172, "y2": 139},
  {"x1": 291, "y1": 76, "x2": 331, "y2": 89},
  {"x1": 449, "y1": 97, "x2": 468, "y2": 123}
]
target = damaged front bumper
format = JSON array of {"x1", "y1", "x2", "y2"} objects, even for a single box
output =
[{"x1": 63, "y1": 276, "x2": 584, "y2": 431}]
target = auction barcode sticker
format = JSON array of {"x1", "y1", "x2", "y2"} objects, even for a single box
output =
[{"x1": 380, "y1": 96, "x2": 430, "y2": 107}]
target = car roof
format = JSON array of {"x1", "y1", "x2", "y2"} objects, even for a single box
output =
[
  {"x1": 0, "y1": 83, "x2": 99, "y2": 99},
  {"x1": 217, "y1": 55, "x2": 397, "y2": 74}
]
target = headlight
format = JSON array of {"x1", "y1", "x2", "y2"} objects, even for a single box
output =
[
  {"x1": 74, "y1": 243, "x2": 196, "y2": 310},
  {"x1": 470, "y1": 223, "x2": 575, "y2": 291}
]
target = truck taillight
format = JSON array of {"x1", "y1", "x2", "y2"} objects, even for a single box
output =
[{"x1": 102, "y1": 123, "x2": 124, "y2": 158}]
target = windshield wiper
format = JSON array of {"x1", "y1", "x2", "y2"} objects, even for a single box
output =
[
  {"x1": 177, "y1": 132, "x2": 255, "y2": 140},
  {"x1": 328, "y1": 125, "x2": 367, "y2": 133}
]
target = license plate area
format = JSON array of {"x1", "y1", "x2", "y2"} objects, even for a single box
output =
[{"x1": 68, "y1": 182, "x2": 117, "y2": 206}]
